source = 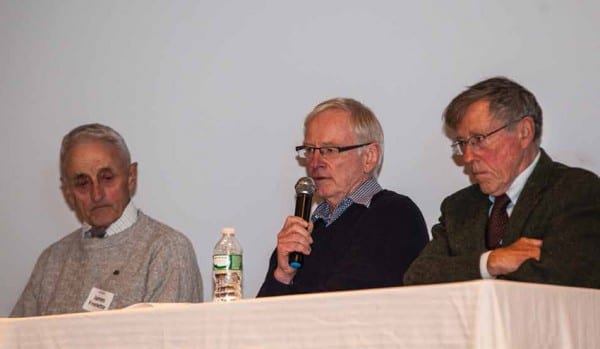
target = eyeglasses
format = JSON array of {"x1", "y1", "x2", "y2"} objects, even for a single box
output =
[
  {"x1": 296, "y1": 142, "x2": 372, "y2": 160},
  {"x1": 451, "y1": 116, "x2": 528, "y2": 156}
]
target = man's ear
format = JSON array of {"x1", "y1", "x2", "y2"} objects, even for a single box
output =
[
  {"x1": 518, "y1": 117, "x2": 535, "y2": 147},
  {"x1": 128, "y1": 162, "x2": 138, "y2": 196},
  {"x1": 362, "y1": 143, "x2": 380, "y2": 174}
]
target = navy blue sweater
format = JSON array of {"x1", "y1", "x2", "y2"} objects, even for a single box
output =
[{"x1": 257, "y1": 190, "x2": 429, "y2": 297}]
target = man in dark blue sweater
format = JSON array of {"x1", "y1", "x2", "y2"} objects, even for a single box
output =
[{"x1": 258, "y1": 98, "x2": 429, "y2": 297}]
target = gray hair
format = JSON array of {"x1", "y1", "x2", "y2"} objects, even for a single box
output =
[
  {"x1": 443, "y1": 76, "x2": 543, "y2": 143},
  {"x1": 60, "y1": 123, "x2": 131, "y2": 176},
  {"x1": 304, "y1": 97, "x2": 384, "y2": 176}
]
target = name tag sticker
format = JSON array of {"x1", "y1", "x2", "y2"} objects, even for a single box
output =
[{"x1": 82, "y1": 287, "x2": 114, "y2": 312}]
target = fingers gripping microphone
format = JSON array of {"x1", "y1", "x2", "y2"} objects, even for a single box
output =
[{"x1": 288, "y1": 177, "x2": 316, "y2": 269}]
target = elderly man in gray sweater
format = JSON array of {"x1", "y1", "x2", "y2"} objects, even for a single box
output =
[{"x1": 11, "y1": 123, "x2": 203, "y2": 317}]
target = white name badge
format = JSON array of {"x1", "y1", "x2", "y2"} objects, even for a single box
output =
[{"x1": 82, "y1": 287, "x2": 115, "y2": 312}]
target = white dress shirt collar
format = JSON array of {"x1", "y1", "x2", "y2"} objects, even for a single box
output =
[{"x1": 81, "y1": 200, "x2": 138, "y2": 238}]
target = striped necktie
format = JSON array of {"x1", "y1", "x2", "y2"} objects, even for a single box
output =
[{"x1": 486, "y1": 194, "x2": 511, "y2": 249}]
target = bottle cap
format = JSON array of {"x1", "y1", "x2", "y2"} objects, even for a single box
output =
[{"x1": 221, "y1": 227, "x2": 235, "y2": 235}]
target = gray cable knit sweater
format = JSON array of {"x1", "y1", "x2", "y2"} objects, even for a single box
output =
[{"x1": 11, "y1": 212, "x2": 203, "y2": 317}]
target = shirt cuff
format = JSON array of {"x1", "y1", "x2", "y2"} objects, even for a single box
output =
[{"x1": 479, "y1": 251, "x2": 496, "y2": 279}]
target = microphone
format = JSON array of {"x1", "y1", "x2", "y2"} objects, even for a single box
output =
[{"x1": 288, "y1": 176, "x2": 316, "y2": 269}]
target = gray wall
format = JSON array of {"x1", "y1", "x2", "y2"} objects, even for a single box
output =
[{"x1": 1, "y1": 1, "x2": 598, "y2": 316}]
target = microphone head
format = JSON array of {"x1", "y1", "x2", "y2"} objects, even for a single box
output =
[{"x1": 295, "y1": 177, "x2": 316, "y2": 195}]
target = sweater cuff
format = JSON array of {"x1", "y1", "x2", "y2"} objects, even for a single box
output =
[{"x1": 257, "y1": 272, "x2": 293, "y2": 297}]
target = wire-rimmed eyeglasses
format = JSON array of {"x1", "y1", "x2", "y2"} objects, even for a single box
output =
[
  {"x1": 451, "y1": 116, "x2": 529, "y2": 156},
  {"x1": 296, "y1": 142, "x2": 372, "y2": 160}
]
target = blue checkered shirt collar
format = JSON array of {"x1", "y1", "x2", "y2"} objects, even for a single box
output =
[{"x1": 311, "y1": 177, "x2": 382, "y2": 227}]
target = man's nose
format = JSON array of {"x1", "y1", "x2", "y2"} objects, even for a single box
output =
[
  {"x1": 309, "y1": 150, "x2": 324, "y2": 169},
  {"x1": 461, "y1": 144, "x2": 476, "y2": 164},
  {"x1": 90, "y1": 182, "x2": 105, "y2": 202}
]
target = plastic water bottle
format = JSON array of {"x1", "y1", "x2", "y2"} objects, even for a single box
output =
[{"x1": 212, "y1": 227, "x2": 243, "y2": 302}]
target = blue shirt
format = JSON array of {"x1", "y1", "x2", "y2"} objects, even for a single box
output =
[{"x1": 311, "y1": 177, "x2": 383, "y2": 227}]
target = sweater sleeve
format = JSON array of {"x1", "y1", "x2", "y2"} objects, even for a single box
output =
[
  {"x1": 145, "y1": 232, "x2": 204, "y2": 303},
  {"x1": 256, "y1": 249, "x2": 293, "y2": 297},
  {"x1": 10, "y1": 248, "x2": 52, "y2": 317}
]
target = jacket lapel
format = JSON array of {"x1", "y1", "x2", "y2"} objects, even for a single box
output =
[
  {"x1": 456, "y1": 186, "x2": 491, "y2": 251},
  {"x1": 505, "y1": 149, "x2": 553, "y2": 244}
]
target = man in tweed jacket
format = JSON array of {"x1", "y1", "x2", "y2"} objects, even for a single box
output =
[{"x1": 404, "y1": 77, "x2": 599, "y2": 288}]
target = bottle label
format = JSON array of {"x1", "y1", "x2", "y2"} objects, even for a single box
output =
[{"x1": 213, "y1": 254, "x2": 242, "y2": 271}]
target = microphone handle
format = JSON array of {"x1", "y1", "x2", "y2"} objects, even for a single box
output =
[{"x1": 289, "y1": 193, "x2": 312, "y2": 269}]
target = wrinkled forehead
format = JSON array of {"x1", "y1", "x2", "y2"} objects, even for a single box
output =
[{"x1": 62, "y1": 140, "x2": 129, "y2": 176}]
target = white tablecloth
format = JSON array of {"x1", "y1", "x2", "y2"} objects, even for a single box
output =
[{"x1": 1, "y1": 280, "x2": 598, "y2": 348}]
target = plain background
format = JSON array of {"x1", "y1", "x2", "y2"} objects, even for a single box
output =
[{"x1": 1, "y1": 1, "x2": 598, "y2": 316}]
